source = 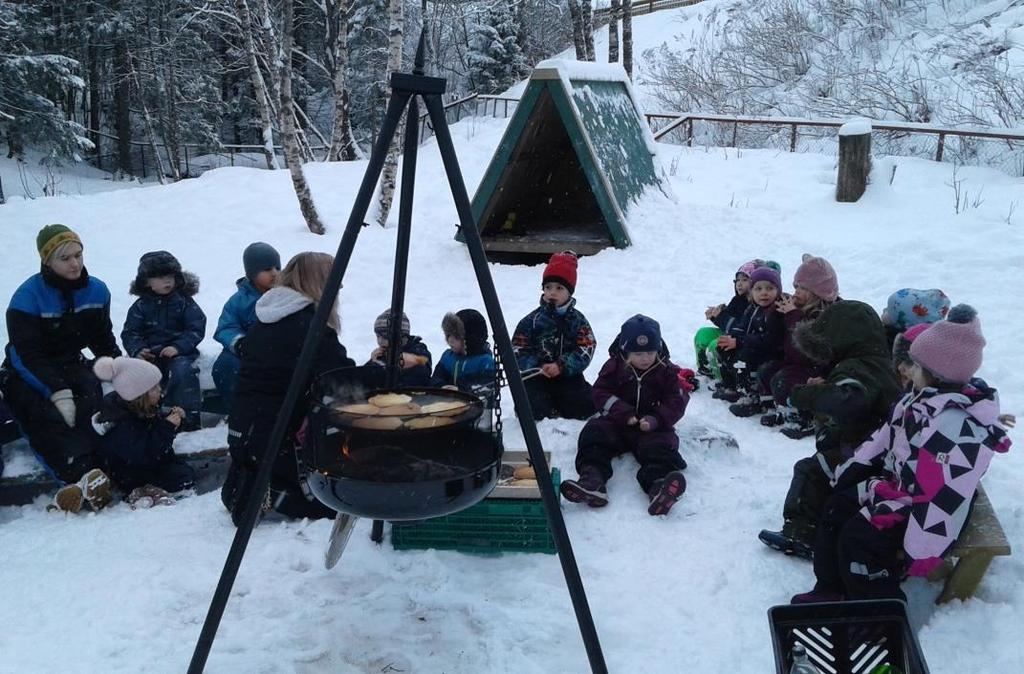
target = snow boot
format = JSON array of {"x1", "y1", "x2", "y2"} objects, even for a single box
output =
[
  {"x1": 790, "y1": 589, "x2": 844, "y2": 605},
  {"x1": 729, "y1": 395, "x2": 773, "y2": 418},
  {"x1": 49, "y1": 483, "x2": 84, "y2": 513},
  {"x1": 80, "y1": 468, "x2": 113, "y2": 511},
  {"x1": 758, "y1": 529, "x2": 814, "y2": 561},
  {"x1": 712, "y1": 387, "x2": 742, "y2": 403},
  {"x1": 647, "y1": 470, "x2": 686, "y2": 516},
  {"x1": 560, "y1": 466, "x2": 609, "y2": 508},
  {"x1": 127, "y1": 485, "x2": 176, "y2": 509},
  {"x1": 780, "y1": 413, "x2": 817, "y2": 440}
]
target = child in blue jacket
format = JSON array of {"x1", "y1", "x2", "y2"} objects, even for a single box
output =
[
  {"x1": 211, "y1": 242, "x2": 280, "y2": 410},
  {"x1": 92, "y1": 356, "x2": 196, "y2": 504},
  {"x1": 121, "y1": 251, "x2": 206, "y2": 430},
  {"x1": 432, "y1": 309, "x2": 496, "y2": 394}
]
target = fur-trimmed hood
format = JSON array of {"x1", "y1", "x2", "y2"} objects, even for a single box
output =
[
  {"x1": 129, "y1": 270, "x2": 199, "y2": 297},
  {"x1": 792, "y1": 299, "x2": 887, "y2": 365}
]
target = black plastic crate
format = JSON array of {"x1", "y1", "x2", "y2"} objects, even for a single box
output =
[{"x1": 768, "y1": 600, "x2": 930, "y2": 674}]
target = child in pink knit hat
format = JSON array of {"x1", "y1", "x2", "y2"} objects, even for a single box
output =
[
  {"x1": 91, "y1": 356, "x2": 196, "y2": 507},
  {"x1": 792, "y1": 304, "x2": 1012, "y2": 604}
]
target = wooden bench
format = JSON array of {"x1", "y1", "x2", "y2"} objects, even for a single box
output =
[
  {"x1": 930, "y1": 484, "x2": 1011, "y2": 604},
  {"x1": 0, "y1": 446, "x2": 230, "y2": 506}
]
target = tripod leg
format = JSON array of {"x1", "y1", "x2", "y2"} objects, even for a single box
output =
[
  {"x1": 383, "y1": 95, "x2": 422, "y2": 389},
  {"x1": 188, "y1": 90, "x2": 413, "y2": 674},
  {"x1": 423, "y1": 93, "x2": 608, "y2": 674}
]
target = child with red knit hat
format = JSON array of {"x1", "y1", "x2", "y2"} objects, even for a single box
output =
[
  {"x1": 512, "y1": 251, "x2": 597, "y2": 420},
  {"x1": 791, "y1": 304, "x2": 1011, "y2": 603}
]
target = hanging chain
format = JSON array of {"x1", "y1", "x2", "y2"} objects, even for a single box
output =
[{"x1": 492, "y1": 338, "x2": 507, "y2": 438}]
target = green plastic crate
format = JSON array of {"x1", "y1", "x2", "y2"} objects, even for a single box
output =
[{"x1": 391, "y1": 468, "x2": 561, "y2": 555}]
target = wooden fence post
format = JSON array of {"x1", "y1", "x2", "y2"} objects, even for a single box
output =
[
  {"x1": 790, "y1": 124, "x2": 798, "y2": 152},
  {"x1": 936, "y1": 132, "x2": 946, "y2": 162},
  {"x1": 686, "y1": 118, "x2": 693, "y2": 147},
  {"x1": 836, "y1": 118, "x2": 872, "y2": 202}
]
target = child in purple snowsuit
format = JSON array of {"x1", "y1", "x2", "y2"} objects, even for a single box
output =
[
  {"x1": 737, "y1": 254, "x2": 840, "y2": 436},
  {"x1": 560, "y1": 315, "x2": 689, "y2": 516},
  {"x1": 792, "y1": 305, "x2": 1011, "y2": 603}
]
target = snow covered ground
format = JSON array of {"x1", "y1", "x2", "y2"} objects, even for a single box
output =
[{"x1": 1, "y1": 116, "x2": 1023, "y2": 672}]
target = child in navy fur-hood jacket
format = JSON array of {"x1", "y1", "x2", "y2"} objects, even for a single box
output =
[
  {"x1": 561, "y1": 315, "x2": 689, "y2": 516},
  {"x1": 121, "y1": 251, "x2": 206, "y2": 430}
]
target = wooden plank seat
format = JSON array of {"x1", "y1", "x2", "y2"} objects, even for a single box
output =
[
  {"x1": 0, "y1": 446, "x2": 230, "y2": 506},
  {"x1": 929, "y1": 484, "x2": 1011, "y2": 604},
  {"x1": 1, "y1": 388, "x2": 232, "y2": 506}
]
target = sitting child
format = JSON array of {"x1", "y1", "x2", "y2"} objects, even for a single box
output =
[
  {"x1": 713, "y1": 265, "x2": 785, "y2": 403},
  {"x1": 738, "y1": 254, "x2": 839, "y2": 435},
  {"x1": 512, "y1": 251, "x2": 597, "y2": 421},
  {"x1": 694, "y1": 259, "x2": 759, "y2": 378},
  {"x1": 560, "y1": 315, "x2": 689, "y2": 515},
  {"x1": 793, "y1": 305, "x2": 1011, "y2": 603},
  {"x1": 880, "y1": 287, "x2": 950, "y2": 348},
  {"x1": 92, "y1": 356, "x2": 197, "y2": 505},
  {"x1": 212, "y1": 242, "x2": 281, "y2": 411},
  {"x1": 121, "y1": 251, "x2": 206, "y2": 430},
  {"x1": 432, "y1": 309, "x2": 496, "y2": 393},
  {"x1": 758, "y1": 299, "x2": 901, "y2": 558},
  {"x1": 367, "y1": 309, "x2": 432, "y2": 387}
]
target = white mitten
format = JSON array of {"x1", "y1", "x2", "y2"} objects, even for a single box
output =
[{"x1": 50, "y1": 389, "x2": 76, "y2": 427}]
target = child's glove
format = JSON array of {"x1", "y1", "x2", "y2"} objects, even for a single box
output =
[
  {"x1": 677, "y1": 368, "x2": 697, "y2": 393},
  {"x1": 639, "y1": 415, "x2": 658, "y2": 432},
  {"x1": 50, "y1": 389, "x2": 76, "y2": 427}
]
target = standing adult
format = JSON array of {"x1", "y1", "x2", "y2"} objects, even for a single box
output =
[
  {"x1": 221, "y1": 252, "x2": 354, "y2": 525},
  {"x1": 1, "y1": 224, "x2": 122, "y2": 511}
]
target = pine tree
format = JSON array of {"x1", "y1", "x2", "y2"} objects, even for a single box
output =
[
  {"x1": 467, "y1": 4, "x2": 529, "y2": 95},
  {"x1": 0, "y1": 3, "x2": 91, "y2": 161}
]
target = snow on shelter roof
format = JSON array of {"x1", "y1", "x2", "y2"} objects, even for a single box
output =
[{"x1": 530, "y1": 58, "x2": 661, "y2": 163}]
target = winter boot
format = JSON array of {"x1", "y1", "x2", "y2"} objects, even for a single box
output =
[
  {"x1": 760, "y1": 404, "x2": 793, "y2": 427},
  {"x1": 560, "y1": 466, "x2": 609, "y2": 508},
  {"x1": 49, "y1": 483, "x2": 85, "y2": 513},
  {"x1": 729, "y1": 395, "x2": 773, "y2": 418},
  {"x1": 758, "y1": 528, "x2": 814, "y2": 561},
  {"x1": 712, "y1": 387, "x2": 742, "y2": 403},
  {"x1": 80, "y1": 469, "x2": 113, "y2": 511},
  {"x1": 780, "y1": 412, "x2": 817, "y2": 440},
  {"x1": 647, "y1": 470, "x2": 686, "y2": 516},
  {"x1": 127, "y1": 485, "x2": 176, "y2": 509}
]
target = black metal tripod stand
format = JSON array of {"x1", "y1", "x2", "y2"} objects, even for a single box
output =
[{"x1": 187, "y1": 36, "x2": 608, "y2": 674}]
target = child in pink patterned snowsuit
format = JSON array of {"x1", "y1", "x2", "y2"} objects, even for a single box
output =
[{"x1": 792, "y1": 305, "x2": 1011, "y2": 603}]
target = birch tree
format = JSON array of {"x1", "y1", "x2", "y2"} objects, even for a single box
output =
[
  {"x1": 280, "y1": 0, "x2": 326, "y2": 234},
  {"x1": 373, "y1": 0, "x2": 404, "y2": 228},
  {"x1": 235, "y1": 0, "x2": 279, "y2": 169},
  {"x1": 328, "y1": 0, "x2": 357, "y2": 161}
]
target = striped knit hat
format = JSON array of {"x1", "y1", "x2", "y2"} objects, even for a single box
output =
[{"x1": 37, "y1": 224, "x2": 82, "y2": 263}]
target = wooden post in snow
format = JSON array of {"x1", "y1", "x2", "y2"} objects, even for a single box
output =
[{"x1": 836, "y1": 118, "x2": 872, "y2": 202}]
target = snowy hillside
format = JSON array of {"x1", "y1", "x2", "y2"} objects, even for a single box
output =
[
  {"x1": 570, "y1": 0, "x2": 1024, "y2": 129},
  {"x1": 1, "y1": 113, "x2": 1023, "y2": 672}
]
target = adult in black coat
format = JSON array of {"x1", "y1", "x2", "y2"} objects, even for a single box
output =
[
  {"x1": 1, "y1": 225, "x2": 121, "y2": 483},
  {"x1": 222, "y1": 252, "x2": 354, "y2": 525}
]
